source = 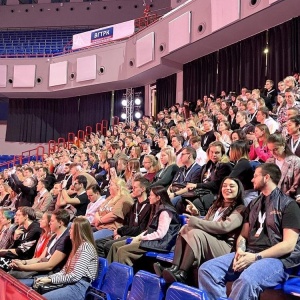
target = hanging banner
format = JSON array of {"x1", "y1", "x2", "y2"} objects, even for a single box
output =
[{"x1": 72, "y1": 20, "x2": 135, "y2": 50}]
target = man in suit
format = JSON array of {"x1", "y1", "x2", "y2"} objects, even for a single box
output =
[
  {"x1": 32, "y1": 179, "x2": 53, "y2": 219},
  {"x1": 201, "y1": 119, "x2": 216, "y2": 151}
]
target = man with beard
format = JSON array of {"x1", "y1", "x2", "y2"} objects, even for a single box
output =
[{"x1": 198, "y1": 163, "x2": 300, "y2": 300}]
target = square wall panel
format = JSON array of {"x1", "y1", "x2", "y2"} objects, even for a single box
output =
[
  {"x1": 76, "y1": 55, "x2": 97, "y2": 82},
  {"x1": 0, "y1": 65, "x2": 7, "y2": 88},
  {"x1": 169, "y1": 11, "x2": 191, "y2": 52},
  {"x1": 136, "y1": 32, "x2": 155, "y2": 68},
  {"x1": 49, "y1": 61, "x2": 68, "y2": 87},
  {"x1": 13, "y1": 65, "x2": 36, "y2": 88},
  {"x1": 211, "y1": 0, "x2": 240, "y2": 32}
]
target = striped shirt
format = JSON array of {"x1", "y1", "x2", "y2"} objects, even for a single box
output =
[{"x1": 49, "y1": 241, "x2": 98, "y2": 284}]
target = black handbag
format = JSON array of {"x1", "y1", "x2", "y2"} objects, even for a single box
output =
[
  {"x1": 33, "y1": 278, "x2": 65, "y2": 295},
  {"x1": 181, "y1": 188, "x2": 212, "y2": 199}
]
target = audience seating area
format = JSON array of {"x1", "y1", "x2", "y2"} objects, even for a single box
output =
[
  {"x1": 0, "y1": 29, "x2": 85, "y2": 56},
  {"x1": 85, "y1": 261, "x2": 209, "y2": 300}
]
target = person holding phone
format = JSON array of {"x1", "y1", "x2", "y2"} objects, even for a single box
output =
[{"x1": 154, "y1": 177, "x2": 245, "y2": 284}]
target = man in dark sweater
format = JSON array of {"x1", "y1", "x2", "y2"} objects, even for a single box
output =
[{"x1": 95, "y1": 177, "x2": 151, "y2": 257}]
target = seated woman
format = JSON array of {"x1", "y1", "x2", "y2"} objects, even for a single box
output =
[
  {"x1": 0, "y1": 208, "x2": 16, "y2": 250},
  {"x1": 229, "y1": 141, "x2": 257, "y2": 206},
  {"x1": 34, "y1": 217, "x2": 98, "y2": 300},
  {"x1": 106, "y1": 185, "x2": 181, "y2": 266},
  {"x1": 10, "y1": 209, "x2": 71, "y2": 286},
  {"x1": 150, "y1": 146, "x2": 179, "y2": 189},
  {"x1": 93, "y1": 178, "x2": 134, "y2": 240},
  {"x1": 248, "y1": 124, "x2": 272, "y2": 162},
  {"x1": 154, "y1": 177, "x2": 245, "y2": 284},
  {"x1": 267, "y1": 133, "x2": 300, "y2": 200},
  {"x1": 142, "y1": 154, "x2": 159, "y2": 183},
  {"x1": 0, "y1": 183, "x2": 13, "y2": 207}
]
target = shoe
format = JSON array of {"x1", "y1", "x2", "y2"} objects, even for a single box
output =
[
  {"x1": 153, "y1": 262, "x2": 178, "y2": 277},
  {"x1": 162, "y1": 269, "x2": 187, "y2": 284}
]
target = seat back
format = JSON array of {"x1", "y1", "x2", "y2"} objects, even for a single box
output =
[
  {"x1": 166, "y1": 282, "x2": 209, "y2": 300},
  {"x1": 92, "y1": 257, "x2": 108, "y2": 290},
  {"x1": 101, "y1": 262, "x2": 133, "y2": 300},
  {"x1": 128, "y1": 270, "x2": 166, "y2": 300}
]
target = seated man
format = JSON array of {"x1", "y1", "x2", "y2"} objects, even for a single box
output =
[
  {"x1": 185, "y1": 141, "x2": 233, "y2": 215},
  {"x1": 96, "y1": 177, "x2": 151, "y2": 257},
  {"x1": 57, "y1": 175, "x2": 89, "y2": 217},
  {"x1": 32, "y1": 179, "x2": 53, "y2": 219},
  {"x1": 0, "y1": 207, "x2": 41, "y2": 271},
  {"x1": 198, "y1": 163, "x2": 300, "y2": 300},
  {"x1": 168, "y1": 147, "x2": 201, "y2": 213}
]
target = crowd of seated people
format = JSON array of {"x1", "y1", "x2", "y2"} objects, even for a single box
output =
[{"x1": 0, "y1": 74, "x2": 299, "y2": 299}]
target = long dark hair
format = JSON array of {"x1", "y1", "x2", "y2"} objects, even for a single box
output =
[
  {"x1": 208, "y1": 177, "x2": 244, "y2": 221},
  {"x1": 148, "y1": 185, "x2": 174, "y2": 222},
  {"x1": 267, "y1": 133, "x2": 294, "y2": 157}
]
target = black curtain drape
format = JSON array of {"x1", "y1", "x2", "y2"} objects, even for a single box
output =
[
  {"x1": 217, "y1": 43, "x2": 241, "y2": 95},
  {"x1": 239, "y1": 32, "x2": 266, "y2": 90},
  {"x1": 267, "y1": 17, "x2": 300, "y2": 84},
  {"x1": 156, "y1": 73, "x2": 177, "y2": 112},
  {"x1": 183, "y1": 52, "x2": 218, "y2": 101},
  {"x1": 6, "y1": 92, "x2": 112, "y2": 143},
  {"x1": 6, "y1": 98, "x2": 79, "y2": 143},
  {"x1": 79, "y1": 92, "x2": 112, "y2": 131}
]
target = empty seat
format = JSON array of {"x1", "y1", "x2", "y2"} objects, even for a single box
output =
[
  {"x1": 92, "y1": 257, "x2": 108, "y2": 290},
  {"x1": 128, "y1": 270, "x2": 166, "y2": 300},
  {"x1": 166, "y1": 282, "x2": 209, "y2": 300}
]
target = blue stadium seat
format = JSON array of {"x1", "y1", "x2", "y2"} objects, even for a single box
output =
[
  {"x1": 88, "y1": 262, "x2": 133, "y2": 300},
  {"x1": 166, "y1": 282, "x2": 209, "y2": 300},
  {"x1": 92, "y1": 257, "x2": 108, "y2": 290},
  {"x1": 128, "y1": 270, "x2": 166, "y2": 300}
]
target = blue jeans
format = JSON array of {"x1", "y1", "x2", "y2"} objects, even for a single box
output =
[
  {"x1": 198, "y1": 252, "x2": 289, "y2": 300},
  {"x1": 93, "y1": 229, "x2": 114, "y2": 240},
  {"x1": 171, "y1": 195, "x2": 182, "y2": 207},
  {"x1": 43, "y1": 279, "x2": 90, "y2": 300}
]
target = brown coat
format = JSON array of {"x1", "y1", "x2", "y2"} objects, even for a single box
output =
[{"x1": 180, "y1": 205, "x2": 244, "y2": 265}]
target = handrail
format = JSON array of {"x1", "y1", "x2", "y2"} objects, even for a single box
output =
[{"x1": 0, "y1": 14, "x2": 160, "y2": 59}]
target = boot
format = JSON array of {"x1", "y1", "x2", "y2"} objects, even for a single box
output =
[
  {"x1": 153, "y1": 262, "x2": 179, "y2": 277},
  {"x1": 162, "y1": 269, "x2": 187, "y2": 284}
]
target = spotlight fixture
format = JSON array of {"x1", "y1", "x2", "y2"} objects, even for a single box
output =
[
  {"x1": 121, "y1": 99, "x2": 128, "y2": 106},
  {"x1": 121, "y1": 112, "x2": 127, "y2": 120},
  {"x1": 134, "y1": 111, "x2": 142, "y2": 119},
  {"x1": 134, "y1": 97, "x2": 141, "y2": 105}
]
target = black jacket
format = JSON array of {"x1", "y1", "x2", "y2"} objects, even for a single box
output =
[
  {"x1": 140, "y1": 204, "x2": 181, "y2": 253},
  {"x1": 117, "y1": 199, "x2": 151, "y2": 237},
  {"x1": 8, "y1": 174, "x2": 36, "y2": 209},
  {"x1": 196, "y1": 161, "x2": 233, "y2": 194}
]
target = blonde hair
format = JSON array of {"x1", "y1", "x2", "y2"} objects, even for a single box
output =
[
  {"x1": 144, "y1": 155, "x2": 160, "y2": 172},
  {"x1": 161, "y1": 146, "x2": 177, "y2": 166}
]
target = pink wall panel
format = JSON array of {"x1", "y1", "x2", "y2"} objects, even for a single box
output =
[
  {"x1": 136, "y1": 32, "x2": 155, "y2": 68},
  {"x1": 0, "y1": 65, "x2": 7, "y2": 88},
  {"x1": 13, "y1": 65, "x2": 36, "y2": 88},
  {"x1": 168, "y1": 11, "x2": 191, "y2": 52},
  {"x1": 76, "y1": 55, "x2": 97, "y2": 82},
  {"x1": 49, "y1": 61, "x2": 68, "y2": 87},
  {"x1": 241, "y1": 0, "x2": 270, "y2": 19},
  {"x1": 211, "y1": 0, "x2": 240, "y2": 32}
]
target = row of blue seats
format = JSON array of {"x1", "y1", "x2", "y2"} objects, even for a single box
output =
[
  {"x1": 87, "y1": 258, "x2": 209, "y2": 300},
  {"x1": 92, "y1": 257, "x2": 300, "y2": 300}
]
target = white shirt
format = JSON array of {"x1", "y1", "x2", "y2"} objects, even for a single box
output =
[
  {"x1": 85, "y1": 196, "x2": 106, "y2": 224},
  {"x1": 264, "y1": 117, "x2": 279, "y2": 134},
  {"x1": 195, "y1": 147, "x2": 207, "y2": 166}
]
